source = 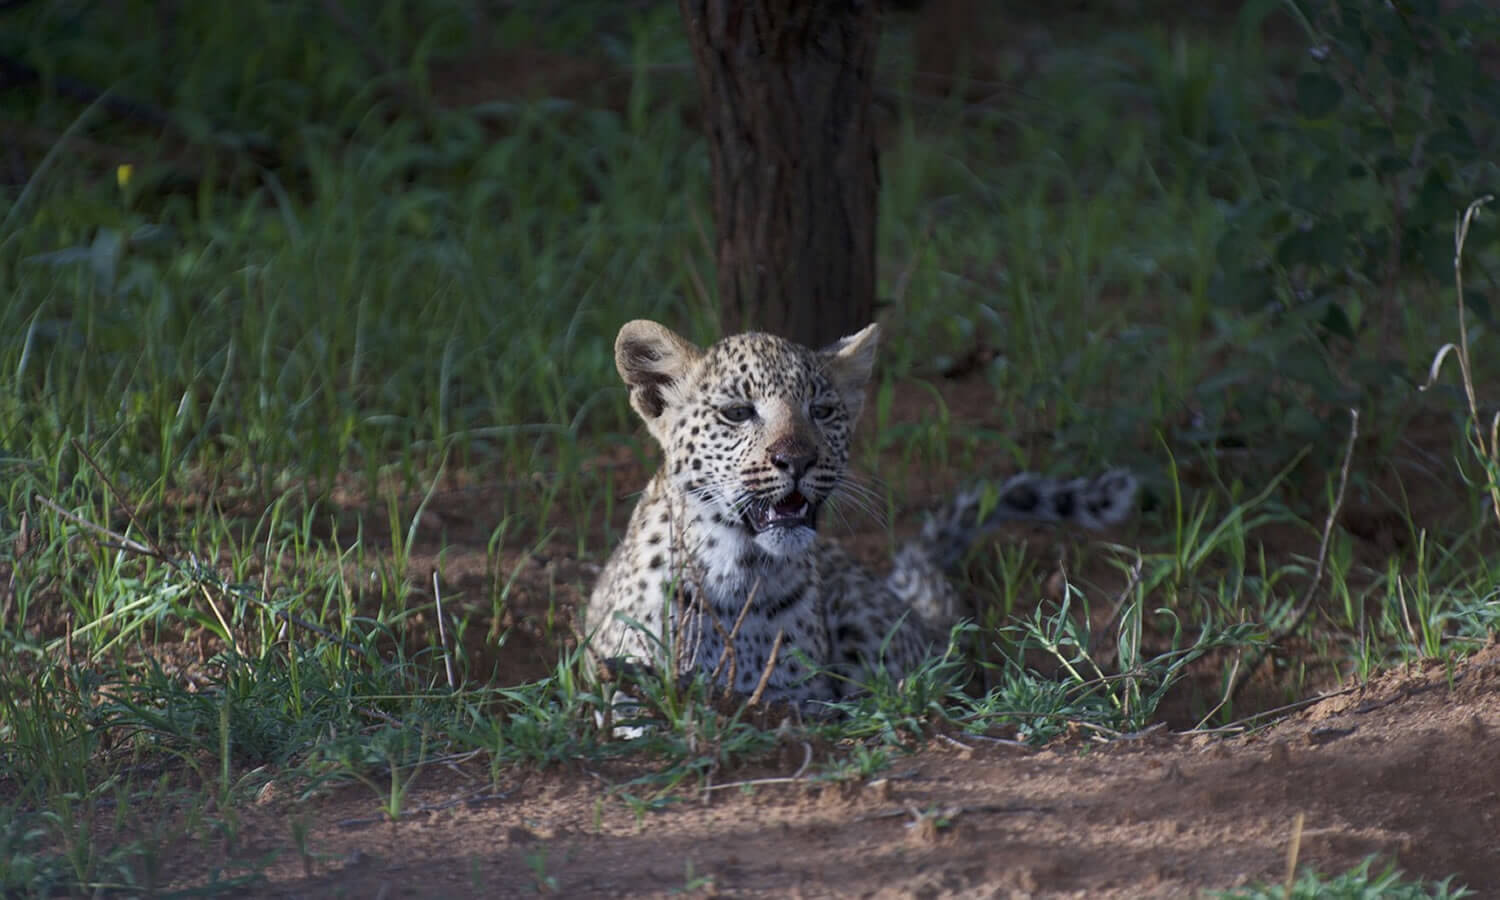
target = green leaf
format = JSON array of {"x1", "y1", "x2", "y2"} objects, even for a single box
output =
[
  {"x1": 1406, "y1": 0, "x2": 1441, "y2": 22},
  {"x1": 1289, "y1": 159, "x2": 1351, "y2": 214},
  {"x1": 1276, "y1": 222, "x2": 1346, "y2": 269},
  {"x1": 1350, "y1": 357, "x2": 1414, "y2": 390},
  {"x1": 1281, "y1": 349, "x2": 1350, "y2": 404},
  {"x1": 1392, "y1": 105, "x2": 1430, "y2": 140},
  {"x1": 1375, "y1": 154, "x2": 1410, "y2": 176},
  {"x1": 1319, "y1": 302, "x2": 1356, "y2": 341},
  {"x1": 1211, "y1": 268, "x2": 1277, "y2": 311},
  {"x1": 1418, "y1": 229, "x2": 1452, "y2": 280},
  {"x1": 1295, "y1": 72, "x2": 1343, "y2": 119},
  {"x1": 1427, "y1": 127, "x2": 1477, "y2": 160},
  {"x1": 1416, "y1": 169, "x2": 1454, "y2": 224},
  {"x1": 1433, "y1": 52, "x2": 1477, "y2": 101}
]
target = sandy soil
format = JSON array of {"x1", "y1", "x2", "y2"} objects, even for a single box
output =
[{"x1": 163, "y1": 638, "x2": 1497, "y2": 899}]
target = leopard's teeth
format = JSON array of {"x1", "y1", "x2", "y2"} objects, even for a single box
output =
[{"x1": 743, "y1": 497, "x2": 817, "y2": 532}]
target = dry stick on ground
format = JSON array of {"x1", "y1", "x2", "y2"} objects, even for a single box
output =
[
  {"x1": 33, "y1": 494, "x2": 363, "y2": 656},
  {"x1": 852, "y1": 803, "x2": 1057, "y2": 824},
  {"x1": 1194, "y1": 654, "x2": 1242, "y2": 731},
  {"x1": 1283, "y1": 811, "x2": 1306, "y2": 892},
  {"x1": 1188, "y1": 685, "x2": 1360, "y2": 736},
  {"x1": 700, "y1": 741, "x2": 814, "y2": 795},
  {"x1": 72, "y1": 440, "x2": 242, "y2": 654},
  {"x1": 72, "y1": 439, "x2": 168, "y2": 559},
  {"x1": 1226, "y1": 408, "x2": 1360, "y2": 708},
  {"x1": 431, "y1": 568, "x2": 457, "y2": 691},
  {"x1": 935, "y1": 733, "x2": 975, "y2": 753},
  {"x1": 36, "y1": 490, "x2": 241, "y2": 655},
  {"x1": 32, "y1": 496, "x2": 152, "y2": 555},
  {"x1": 963, "y1": 733, "x2": 1032, "y2": 750}
]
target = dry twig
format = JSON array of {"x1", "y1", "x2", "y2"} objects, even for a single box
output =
[
  {"x1": 34, "y1": 492, "x2": 362, "y2": 655},
  {"x1": 1227, "y1": 408, "x2": 1359, "y2": 706},
  {"x1": 432, "y1": 568, "x2": 457, "y2": 691},
  {"x1": 710, "y1": 577, "x2": 762, "y2": 688},
  {"x1": 700, "y1": 741, "x2": 814, "y2": 796},
  {"x1": 1421, "y1": 196, "x2": 1500, "y2": 530},
  {"x1": 747, "y1": 629, "x2": 785, "y2": 706}
]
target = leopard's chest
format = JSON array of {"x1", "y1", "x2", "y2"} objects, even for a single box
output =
[{"x1": 672, "y1": 546, "x2": 833, "y2": 699}]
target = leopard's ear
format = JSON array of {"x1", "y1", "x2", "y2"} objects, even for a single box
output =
[
  {"x1": 615, "y1": 320, "x2": 703, "y2": 421},
  {"x1": 820, "y1": 323, "x2": 879, "y2": 420}
]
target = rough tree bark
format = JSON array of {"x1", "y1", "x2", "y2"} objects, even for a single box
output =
[{"x1": 679, "y1": 0, "x2": 879, "y2": 348}]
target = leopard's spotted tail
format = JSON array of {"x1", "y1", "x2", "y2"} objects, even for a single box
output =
[
  {"x1": 887, "y1": 470, "x2": 1139, "y2": 629},
  {"x1": 922, "y1": 469, "x2": 1139, "y2": 570}
]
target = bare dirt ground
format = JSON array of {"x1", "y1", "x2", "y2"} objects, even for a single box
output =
[
  {"x1": 190, "y1": 639, "x2": 1500, "y2": 898},
  {"x1": 130, "y1": 375, "x2": 1496, "y2": 899}
]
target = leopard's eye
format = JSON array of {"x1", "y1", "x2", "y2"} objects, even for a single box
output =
[
  {"x1": 810, "y1": 403, "x2": 837, "y2": 421},
  {"x1": 720, "y1": 404, "x2": 755, "y2": 423}
]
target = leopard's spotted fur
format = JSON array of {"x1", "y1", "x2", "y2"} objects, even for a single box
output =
[{"x1": 583, "y1": 320, "x2": 1137, "y2": 705}]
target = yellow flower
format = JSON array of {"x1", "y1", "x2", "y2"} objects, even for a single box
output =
[{"x1": 116, "y1": 164, "x2": 134, "y2": 189}]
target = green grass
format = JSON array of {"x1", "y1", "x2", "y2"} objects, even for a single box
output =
[
  {"x1": 1213, "y1": 855, "x2": 1474, "y2": 899},
  {"x1": 2, "y1": 0, "x2": 1498, "y2": 894}
]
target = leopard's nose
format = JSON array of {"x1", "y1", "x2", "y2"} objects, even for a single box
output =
[{"x1": 767, "y1": 436, "x2": 817, "y2": 479}]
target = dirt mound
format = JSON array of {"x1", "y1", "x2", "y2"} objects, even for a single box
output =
[{"x1": 194, "y1": 640, "x2": 1500, "y2": 898}]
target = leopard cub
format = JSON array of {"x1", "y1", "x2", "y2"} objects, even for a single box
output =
[{"x1": 583, "y1": 319, "x2": 1137, "y2": 705}]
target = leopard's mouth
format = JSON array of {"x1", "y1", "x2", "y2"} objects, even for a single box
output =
[{"x1": 743, "y1": 491, "x2": 819, "y2": 533}]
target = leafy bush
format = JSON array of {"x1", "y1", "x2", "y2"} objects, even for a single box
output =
[{"x1": 1209, "y1": 0, "x2": 1500, "y2": 441}]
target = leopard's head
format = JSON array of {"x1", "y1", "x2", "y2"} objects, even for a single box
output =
[{"x1": 614, "y1": 319, "x2": 878, "y2": 557}]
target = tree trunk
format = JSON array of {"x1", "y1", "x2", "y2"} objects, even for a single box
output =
[{"x1": 679, "y1": 0, "x2": 879, "y2": 348}]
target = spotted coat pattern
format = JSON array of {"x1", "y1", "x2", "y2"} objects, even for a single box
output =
[{"x1": 583, "y1": 319, "x2": 1138, "y2": 706}]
